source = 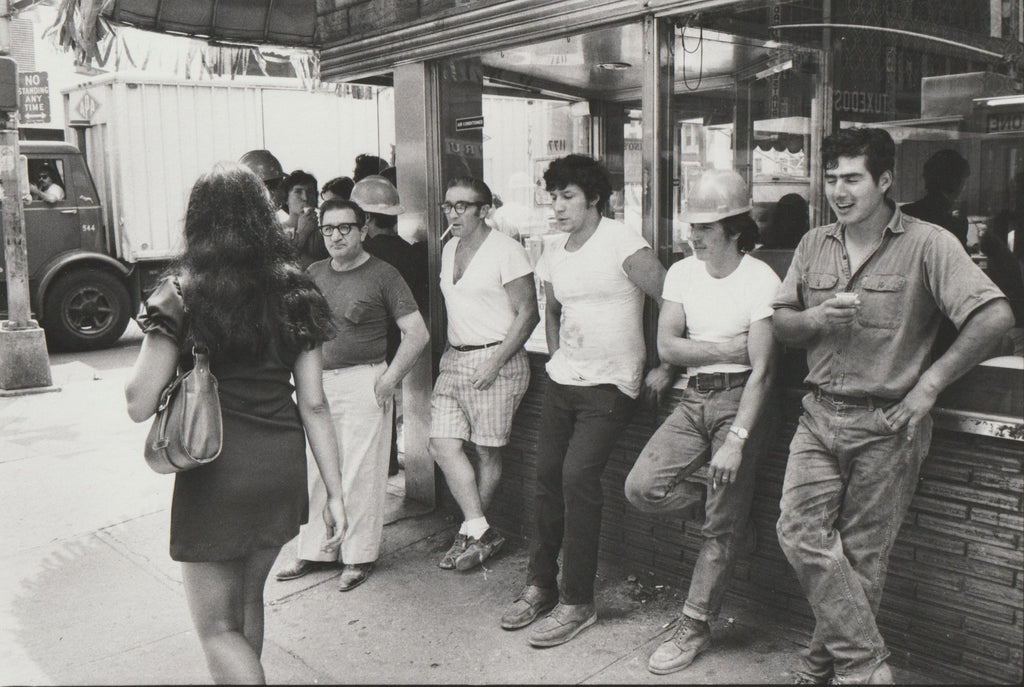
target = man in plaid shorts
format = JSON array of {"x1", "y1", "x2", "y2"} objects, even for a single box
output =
[{"x1": 429, "y1": 176, "x2": 540, "y2": 571}]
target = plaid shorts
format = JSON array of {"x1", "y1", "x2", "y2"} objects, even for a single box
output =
[{"x1": 429, "y1": 346, "x2": 530, "y2": 446}]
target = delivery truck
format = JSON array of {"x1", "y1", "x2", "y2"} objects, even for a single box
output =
[{"x1": 0, "y1": 73, "x2": 393, "y2": 350}]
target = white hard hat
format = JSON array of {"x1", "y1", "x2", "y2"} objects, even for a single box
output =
[
  {"x1": 680, "y1": 169, "x2": 752, "y2": 224},
  {"x1": 350, "y1": 175, "x2": 405, "y2": 215}
]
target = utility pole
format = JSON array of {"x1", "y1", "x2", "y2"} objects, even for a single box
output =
[{"x1": 0, "y1": 0, "x2": 53, "y2": 394}]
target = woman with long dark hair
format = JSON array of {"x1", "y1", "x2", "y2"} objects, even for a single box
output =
[{"x1": 126, "y1": 162, "x2": 345, "y2": 683}]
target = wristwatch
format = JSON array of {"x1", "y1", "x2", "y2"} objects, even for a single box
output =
[{"x1": 728, "y1": 426, "x2": 749, "y2": 441}]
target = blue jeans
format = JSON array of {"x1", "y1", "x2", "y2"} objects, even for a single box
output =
[
  {"x1": 776, "y1": 392, "x2": 932, "y2": 682},
  {"x1": 624, "y1": 385, "x2": 765, "y2": 622},
  {"x1": 527, "y1": 379, "x2": 636, "y2": 605}
]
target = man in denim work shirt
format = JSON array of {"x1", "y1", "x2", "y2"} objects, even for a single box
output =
[{"x1": 772, "y1": 128, "x2": 1012, "y2": 685}]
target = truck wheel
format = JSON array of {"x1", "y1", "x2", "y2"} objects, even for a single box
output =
[{"x1": 42, "y1": 269, "x2": 132, "y2": 351}]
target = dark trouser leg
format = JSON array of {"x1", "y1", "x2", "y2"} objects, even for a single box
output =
[
  {"x1": 526, "y1": 380, "x2": 576, "y2": 592},
  {"x1": 557, "y1": 385, "x2": 635, "y2": 605}
]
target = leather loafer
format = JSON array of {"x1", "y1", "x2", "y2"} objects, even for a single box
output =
[
  {"x1": 527, "y1": 602, "x2": 596, "y2": 647},
  {"x1": 275, "y1": 559, "x2": 334, "y2": 581},
  {"x1": 338, "y1": 562, "x2": 372, "y2": 592},
  {"x1": 500, "y1": 585, "x2": 558, "y2": 630}
]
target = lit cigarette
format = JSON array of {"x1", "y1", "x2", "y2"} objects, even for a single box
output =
[{"x1": 441, "y1": 227, "x2": 453, "y2": 241}]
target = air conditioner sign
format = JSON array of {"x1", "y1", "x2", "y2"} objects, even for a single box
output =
[
  {"x1": 987, "y1": 111, "x2": 1024, "y2": 133},
  {"x1": 17, "y1": 72, "x2": 50, "y2": 123}
]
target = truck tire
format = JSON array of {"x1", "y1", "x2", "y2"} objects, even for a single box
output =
[{"x1": 42, "y1": 269, "x2": 132, "y2": 351}]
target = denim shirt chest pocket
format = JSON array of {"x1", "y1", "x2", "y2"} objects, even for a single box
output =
[
  {"x1": 803, "y1": 272, "x2": 839, "y2": 309},
  {"x1": 856, "y1": 274, "x2": 905, "y2": 329}
]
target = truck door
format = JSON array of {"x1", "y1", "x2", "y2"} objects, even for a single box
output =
[
  {"x1": 63, "y1": 153, "x2": 105, "y2": 255},
  {"x1": 23, "y1": 156, "x2": 80, "y2": 280}
]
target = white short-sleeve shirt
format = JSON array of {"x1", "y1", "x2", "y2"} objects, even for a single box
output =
[
  {"x1": 440, "y1": 229, "x2": 533, "y2": 346},
  {"x1": 662, "y1": 253, "x2": 781, "y2": 375},
  {"x1": 537, "y1": 217, "x2": 651, "y2": 398}
]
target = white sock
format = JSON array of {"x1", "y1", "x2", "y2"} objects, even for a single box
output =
[
  {"x1": 466, "y1": 517, "x2": 489, "y2": 540},
  {"x1": 458, "y1": 522, "x2": 469, "y2": 536}
]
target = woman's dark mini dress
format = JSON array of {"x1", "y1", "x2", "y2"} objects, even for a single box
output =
[{"x1": 138, "y1": 277, "x2": 309, "y2": 562}]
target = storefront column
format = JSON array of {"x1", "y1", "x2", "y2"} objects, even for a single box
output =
[
  {"x1": 641, "y1": 15, "x2": 674, "y2": 361},
  {"x1": 393, "y1": 61, "x2": 442, "y2": 509}
]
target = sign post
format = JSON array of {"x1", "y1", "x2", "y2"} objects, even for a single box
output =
[{"x1": 0, "y1": 51, "x2": 53, "y2": 394}]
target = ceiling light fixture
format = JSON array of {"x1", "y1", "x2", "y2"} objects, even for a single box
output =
[{"x1": 597, "y1": 62, "x2": 631, "y2": 71}]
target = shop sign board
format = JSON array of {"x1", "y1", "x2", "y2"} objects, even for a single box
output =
[
  {"x1": 17, "y1": 72, "x2": 50, "y2": 123},
  {"x1": 986, "y1": 111, "x2": 1024, "y2": 133}
]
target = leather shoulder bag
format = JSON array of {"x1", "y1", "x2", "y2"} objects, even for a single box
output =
[{"x1": 144, "y1": 343, "x2": 223, "y2": 474}]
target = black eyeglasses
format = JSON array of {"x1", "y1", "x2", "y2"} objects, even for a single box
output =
[
  {"x1": 439, "y1": 201, "x2": 483, "y2": 216},
  {"x1": 320, "y1": 223, "x2": 361, "y2": 237}
]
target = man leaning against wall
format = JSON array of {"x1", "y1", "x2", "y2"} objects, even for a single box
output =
[{"x1": 772, "y1": 127, "x2": 1013, "y2": 685}]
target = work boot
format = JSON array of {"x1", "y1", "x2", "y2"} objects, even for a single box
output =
[
  {"x1": 829, "y1": 662, "x2": 894, "y2": 685},
  {"x1": 500, "y1": 585, "x2": 558, "y2": 630},
  {"x1": 454, "y1": 527, "x2": 506, "y2": 571},
  {"x1": 439, "y1": 533, "x2": 468, "y2": 570},
  {"x1": 527, "y1": 602, "x2": 597, "y2": 647},
  {"x1": 647, "y1": 614, "x2": 711, "y2": 674}
]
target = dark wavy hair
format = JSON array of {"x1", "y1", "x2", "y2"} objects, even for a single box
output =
[
  {"x1": 320, "y1": 198, "x2": 367, "y2": 227},
  {"x1": 353, "y1": 154, "x2": 389, "y2": 182},
  {"x1": 321, "y1": 176, "x2": 354, "y2": 200},
  {"x1": 176, "y1": 162, "x2": 335, "y2": 359},
  {"x1": 822, "y1": 128, "x2": 895, "y2": 184},
  {"x1": 543, "y1": 155, "x2": 612, "y2": 214},
  {"x1": 719, "y1": 213, "x2": 760, "y2": 253},
  {"x1": 445, "y1": 176, "x2": 493, "y2": 205},
  {"x1": 277, "y1": 169, "x2": 318, "y2": 211}
]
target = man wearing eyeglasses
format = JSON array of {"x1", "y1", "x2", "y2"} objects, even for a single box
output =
[
  {"x1": 30, "y1": 164, "x2": 65, "y2": 204},
  {"x1": 276, "y1": 198, "x2": 429, "y2": 592},
  {"x1": 430, "y1": 177, "x2": 540, "y2": 572}
]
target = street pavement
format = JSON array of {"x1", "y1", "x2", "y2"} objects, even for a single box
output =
[{"x1": 0, "y1": 328, "x2": 944, "y2": 685}]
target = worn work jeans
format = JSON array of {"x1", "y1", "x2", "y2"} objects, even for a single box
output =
[
  {"x1": 776, "y1": 392, "x2": 931, "y2": 682},
  {"x1": 527, "y1": 379, "x2": 635, "y2": 605},
  {"x1": 625, "y1": 385, "x2": 764, "y2": 622}
]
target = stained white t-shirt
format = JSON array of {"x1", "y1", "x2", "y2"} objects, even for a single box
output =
[
  {"x1": 440, "y1": 229, "x2": 533, "y2": 346},
  {"x1": 537, "y1": 217, "x2": 651, "y2": 398},
  {"x1": 662, "y1": 253, "x2": 781, "y2": 375}
]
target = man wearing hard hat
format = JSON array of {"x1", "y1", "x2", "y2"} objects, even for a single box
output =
[
  {"x1": 351, "y1": 174, "x2": 429, "y2": 478},
  {"x1": 239, "y1": 149, "x2": 286, "y2": 199},
  {"x1": 624, "y1": 169, "x2": 781, "y2": 676}
]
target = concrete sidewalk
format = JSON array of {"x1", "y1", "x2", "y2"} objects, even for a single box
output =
[{"x1": 0, "y1": 353, "x2": 943, "y2": 685}]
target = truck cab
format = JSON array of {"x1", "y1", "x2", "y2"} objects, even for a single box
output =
[{"x1": 1, "y1": 141, "x2": 133, "y2": 350}]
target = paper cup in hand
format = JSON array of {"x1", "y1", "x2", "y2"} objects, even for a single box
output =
[{"x1": 835, "y1": 292, "x2": 859, "y2": 306}]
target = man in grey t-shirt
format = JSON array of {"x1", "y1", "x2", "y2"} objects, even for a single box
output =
[{"x1": 275, "y1": 198, "x2": 429, "y2": 592}]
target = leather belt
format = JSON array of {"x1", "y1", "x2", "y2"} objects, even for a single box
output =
[
  {"x1": 450, "y1": 341, "x2": 502, "y2": 352},
  {"x1": 687, "y1": 370, "x2": 751, "y2": 392},
  {"x1": 813, "y1": 387, "x2": 895, "y2": 411}
]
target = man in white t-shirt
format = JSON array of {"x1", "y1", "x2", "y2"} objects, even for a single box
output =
[
  {"x1": 624, "y1": 170, "x2": 780, "y2": 676},
  {"x1": 429, "y1": 177, "x2": 540, "y2": 572}
]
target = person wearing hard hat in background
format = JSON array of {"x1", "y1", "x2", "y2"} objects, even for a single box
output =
[
  {"x1": 624, "y1": 169, "x2": 780, "y2": 676},
  {"x1": 238, "y1": 149, "x2": 286, "y2": 200},
  {"x1": 773, "y1": 128, "x2": 1011, "y2": 685},
  {"x1": 352, "y1": 174, "x2": 429, "y2": 476}
]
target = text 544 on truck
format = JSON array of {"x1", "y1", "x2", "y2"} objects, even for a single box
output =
[{"x1": 0, "y1": 74, "x2": 391, "y2": 350}]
